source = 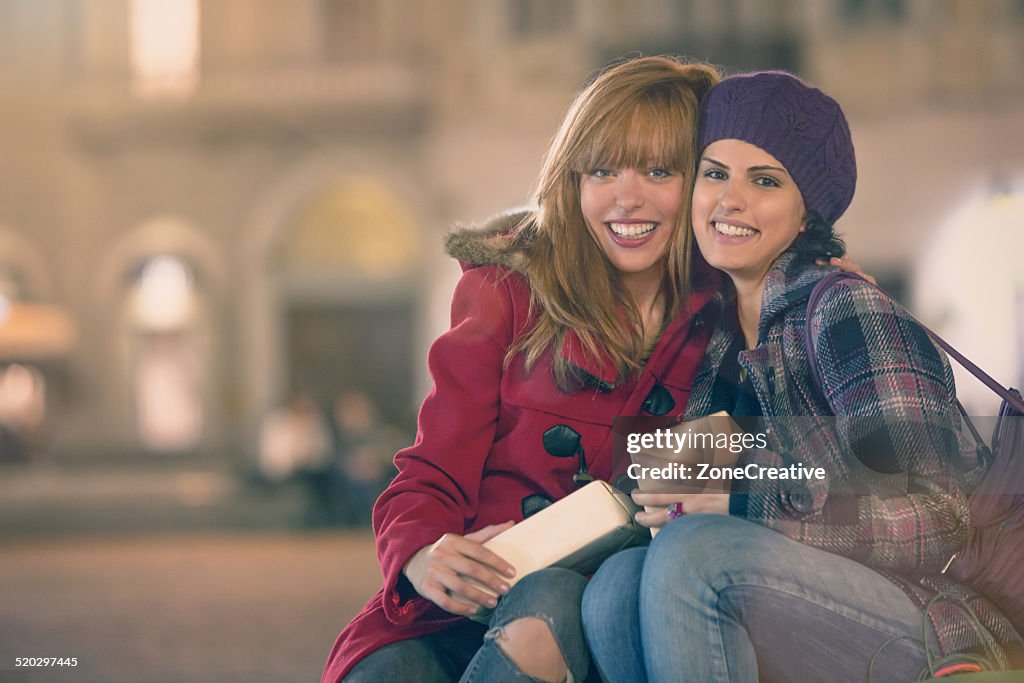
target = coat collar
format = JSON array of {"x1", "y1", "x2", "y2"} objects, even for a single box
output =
[
  {"x1": 444, "y1": 210, "x2": 532, "y2": 273},
  {"x1": 685, "y1": 252, "x2": 832, "y2": 417}
]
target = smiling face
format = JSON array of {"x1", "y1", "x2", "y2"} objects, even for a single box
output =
[
  {"x1": 568, "y1": 98, "x2": 692, "y2": 297},
  {"x1": 579, "y1": 163, "x2": 684, "y2": 287},
  {"x1": 691, "y1": 139, "x2": 806, "y2": 288}
]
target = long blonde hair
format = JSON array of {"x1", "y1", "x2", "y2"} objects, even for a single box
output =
[{"x1": 507, "y1": 56, "x2": 719, "y2": 390}]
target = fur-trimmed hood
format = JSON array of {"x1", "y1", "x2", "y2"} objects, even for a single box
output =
[{"x1": 444, "y1": 209, "x2": 533, "y2": 272}]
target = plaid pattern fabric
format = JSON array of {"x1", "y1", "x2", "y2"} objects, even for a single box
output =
[{"x1": 684, "y1": 252, "x2": 1022, "y2": 664}]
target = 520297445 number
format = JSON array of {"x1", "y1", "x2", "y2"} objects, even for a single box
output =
[{"x1": 15, "y1": 657, "x2": 78, "y2": 667}]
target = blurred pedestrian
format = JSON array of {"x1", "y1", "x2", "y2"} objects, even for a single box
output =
[
  {"x1": 332, "y1": 390, "x2": 398, "y2": 527},
  {"x1": 257, "y1": 393, "x2": 330, "y2": 487}
]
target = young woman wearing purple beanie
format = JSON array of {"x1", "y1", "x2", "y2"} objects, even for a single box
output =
[{"x1": 582, "y1": 72, "x2": 1022, "y2": 682}]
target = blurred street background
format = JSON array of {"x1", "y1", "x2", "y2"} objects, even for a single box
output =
[
  {"x1": 1, "y1": 0, "x2": 1023, "y2": 681},
  {"x1": 3, "y1": 533, "x2": 380, "y2": 682}
]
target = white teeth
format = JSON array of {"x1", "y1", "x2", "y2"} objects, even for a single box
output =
[
  {"x1": 608, "y1": 222, "x2": 656, "y2": 238},
  {"x1": 713, "y1": 221, "x2": 755, "y2": 237}
]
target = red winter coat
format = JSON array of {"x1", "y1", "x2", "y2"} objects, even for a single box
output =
[{"x1": 323, "y1": 250, "x2": 718, "y2": 682}]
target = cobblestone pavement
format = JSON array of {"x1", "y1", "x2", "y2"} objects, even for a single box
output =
[{"x1": 0, "y1": 532, "x2": 379, "y2": 682}]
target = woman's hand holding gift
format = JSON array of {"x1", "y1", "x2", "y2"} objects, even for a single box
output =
[{"x1": 403, "y1": 521, "x2": 517, "y2": 616}]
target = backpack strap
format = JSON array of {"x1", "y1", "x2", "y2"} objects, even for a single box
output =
[{"x1": 803, "y1": 272, "x2": 1024, "y2": 430}]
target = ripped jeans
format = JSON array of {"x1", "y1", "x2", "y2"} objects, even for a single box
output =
[{"x1": 344, "y1": 567, "x2": 590, "y2": 683}]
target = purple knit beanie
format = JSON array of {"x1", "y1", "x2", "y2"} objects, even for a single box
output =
[{"x1": 698, "y1": 71, "x2": 857, "y2": 226}]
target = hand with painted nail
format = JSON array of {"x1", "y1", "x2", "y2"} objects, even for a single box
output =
[
  {"x1": 402, "y1": 521, "x2": 517, "y2": 616},
  {"x1": 631, "y1": 491, "x2": 730, "y2": 529},
  {"x1": 822, "y1": 255, "x2": 877, "y2": 285}
]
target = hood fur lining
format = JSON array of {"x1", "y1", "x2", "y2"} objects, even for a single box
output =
[{"x1": 444, "y1": 209, "x2": 533, "y2": 271}]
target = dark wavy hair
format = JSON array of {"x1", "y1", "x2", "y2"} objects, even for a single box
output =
[{"x1": 789, "y1": 211, "x2": 846, "y2": 262}]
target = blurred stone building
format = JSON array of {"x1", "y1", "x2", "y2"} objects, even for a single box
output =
[{"x1": 0, "y1": 0, "x2": 1021, "y2": 463}]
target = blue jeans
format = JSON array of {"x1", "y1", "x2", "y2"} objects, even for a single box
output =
[
  {"x1": 346, "y1": 567, "x2": 590, "y2": 682},
  {"x1": 582, "y1": 515, "x2": 939, "y2": 683}
]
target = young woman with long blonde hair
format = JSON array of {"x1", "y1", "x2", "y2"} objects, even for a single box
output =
[{"x1": 323, "y1": 56, "x2": 720, "y2": 683}]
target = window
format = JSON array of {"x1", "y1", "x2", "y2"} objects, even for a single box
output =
[
  {"x1": 839, "y1": 0, "x2": 907, "y2": 22},
  {"x1": 130, "y1": 0, "x2": 200, "y2": 97},
  {"x1": 321, "y1": 0, "x2": 377, "y2": 61},
  {"x1": 509, "y1": 0, "x2": 574, "y2": 37},
  {"x1": 131, "y1": 256, "x2": 202, "y2": 451}
]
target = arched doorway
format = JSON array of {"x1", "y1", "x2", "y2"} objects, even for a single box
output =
[
  {"x1": 277, "y1": 177, "x2": 422, "y2": 429},
  {"x1": 96, "y1": 216, "x2": 223, "y2": 455}
]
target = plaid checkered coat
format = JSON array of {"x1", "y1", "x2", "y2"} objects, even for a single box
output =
[{"x1": 683, "y1": 252, "x2": 1022, "y2": 665}]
